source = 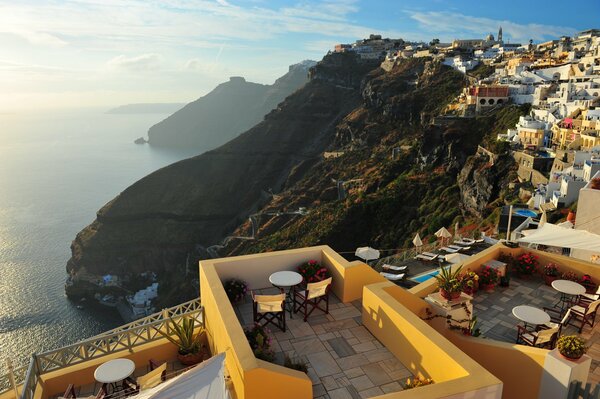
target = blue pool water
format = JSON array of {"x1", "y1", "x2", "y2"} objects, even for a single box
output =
[
  {"x1": 514, "y1": 209, "x2": 538, "y2": 218},
  {"x1": 412, "y1": 271, "x2": 440, "y2": 283}
]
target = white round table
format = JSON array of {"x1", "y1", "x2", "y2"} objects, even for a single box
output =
[
  {"x1": 269, "y1": 271, "x2": 303, "y2": 287},
  {"x1": 269, "y1": 271, "x2": 303, "y2": 318},
  {"x1": 552, "y1": 279, "x2": 586, "y2": 310},
  {"x1": 94, "y1": 358, "x2": 135, "y2": 392},
  {"x1": 512, "y1": 305, "x2": 551, "y2": 327}
]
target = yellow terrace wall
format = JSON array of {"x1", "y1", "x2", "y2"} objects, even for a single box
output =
[
  {"x1": 199, "y1": 245, "x2": 386, "y2": 399},
  {"x1": 362, "y1": 282, "x2": 503, "y2": 399}
]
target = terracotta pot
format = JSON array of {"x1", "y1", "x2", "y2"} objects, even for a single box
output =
[
  {"x1": 559, "y1": 352, "x2": 583, "y2": 361},
  {"x1": 481, "y1": 283, "x2": 495, "y2": 292},
  {"x1": 463, "y1": 287, "x2": 476, "y2": 296},
  {"x1": 177, "y1": 351, "x2": 205, "y2": 366},
  {"x1": 544, "y1": 275, "x2": 558, "y2": 286},
  {"x1": 440, "y1": 289, "x2": 461, "y2": 300}
]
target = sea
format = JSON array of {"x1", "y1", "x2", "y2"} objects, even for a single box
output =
[{"x1": 0, "y1": 108, "x2": 199, "y2": 371}]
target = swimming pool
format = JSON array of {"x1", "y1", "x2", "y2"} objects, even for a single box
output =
[
  {"x1": 410, "y1": 265, "x2": 449, "y2": 283},
  {"x1": 514, "y1": 209, "x2": 538, "y2": 218}
]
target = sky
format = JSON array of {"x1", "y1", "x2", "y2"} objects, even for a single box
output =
[{"x1": 1, "y1": 0, "x2": 599, "y2": 112}]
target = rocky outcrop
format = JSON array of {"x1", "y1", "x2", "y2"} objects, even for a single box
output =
[
  {"x1": 457, "y1": 152, "x2": 516, "y2": 218},
  {"x1": 147, "y1": 61, "x2": 316, "y2": 149}
]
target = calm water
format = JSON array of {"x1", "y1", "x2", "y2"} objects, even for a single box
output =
[{"x1": 0, "y1": 109, "x2": 198, "y2": 370}]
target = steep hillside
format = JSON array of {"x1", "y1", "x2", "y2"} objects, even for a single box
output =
[
  {"x1": 147, "y1": 61, "x2": 316, "y2": 149},
  {"x1": 66, "y1": 53, "x2": 378, "y2": 302}
]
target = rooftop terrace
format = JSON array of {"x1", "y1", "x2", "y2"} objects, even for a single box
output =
[{"x1": 234, "y1": 288, "x2": 413, "y2": 398}]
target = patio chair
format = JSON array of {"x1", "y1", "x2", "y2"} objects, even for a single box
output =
[
  {"x1": 134, "y1": 361, "x2": 168, "y2": 391},
  {"x1": 382, "y1": 264, "x2": 407, "y2": 272},
  {"x1": 580, "y1": 286, "x2": 600, "y2": 303},
  {"x1": 252, "y1": 290, "x2": 286, "y2": 332},
  {"x1": 293, "y1": 277, "x2": 332, "y2": 322},
  {"x1": 541, "y1": 308, "x2": 571, "y2": 348},
  {"x1": 516, "y1": 324, "x2": 559, "y2": 348},
  {"x1": 380, "y1": 272, "x2": 406, "y2": 281},
  {"x1": 568, "y1": 299, "x2": 600, "y2": 333},
  {"x1": 62, "y1": 384, "x2": 76, "y2": 398}
]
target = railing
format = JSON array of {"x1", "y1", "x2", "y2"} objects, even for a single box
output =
[
  {"x1": 12, "y1": 298, "x2": 203, "y2": 399},
  {"x1": 568, "y1": 380, "x2": 600, "y2": 399}
]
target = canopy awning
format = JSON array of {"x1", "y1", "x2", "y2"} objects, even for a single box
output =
[
  {"x1": 132, "y1": 353, "x2": 227, "y2": 399},
  {"x1": 518, "y1": 223, "x2": 600, "y2": 252}
]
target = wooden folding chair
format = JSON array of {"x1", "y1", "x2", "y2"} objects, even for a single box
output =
[
  {"x1": 293, "y1": 277, "x2": 332, "y2": 322},
  {"x1": 252, "y1": 291, "x2": 286, "y2": 332}
]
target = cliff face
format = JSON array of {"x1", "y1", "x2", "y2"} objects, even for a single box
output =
[
  {"x1": 147, "y1": 61, "x2": 316, "y2": 149},
  {"x1": 67, "y1": 53, "x2": 379, "y2": 300}
]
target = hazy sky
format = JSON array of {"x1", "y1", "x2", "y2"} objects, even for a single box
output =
[{"x1": 1, "y1": 0, "x2": 598, "y2": 111}]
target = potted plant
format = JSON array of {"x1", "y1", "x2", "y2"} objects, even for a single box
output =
[
  {"x1": 403, "y1": 377, "x2": 434, "y2": 390},
  {"x1": 561, "y1": 271, "x2": 579, "y2": 282},
  {"x1": 591, "y1": 177, "x2": 600, "y2": 190},
  {"x1": 580, "y1": 274, "x2": 596, "y2": 294},
  {"x1": 224, "y1": 278, "x2": 248, "y2": 303},
  {"x1": 478, "y1": 265, "x2": 499, "y2": 291},
  {"x1": 557, "y1": 335, "x2": 587, "y2": 361},
  {"x1": 157, "y1": 316, "x2": 208, "y2": 366},
  {"x1": 434, "y1": 265, "x2": 463, "y2": 300},
  {"x1": 284, "y1": 355, "x2": 308, "y2": 373},
  {"x1": 245, "y1": 324, "x2": 275, "y2": 361},
  {"x1": 297, "y1": 260, "x2": 331, "y2": 283},
  {"x1": 543, "y1": 263, "x2": 560, "y2": 286},
  {"x1": 459, "y1": 271, "x2": 479, "y2": 296},
  {"x1": 515, "y1": 252, "x2": 539, "y2": 277}
]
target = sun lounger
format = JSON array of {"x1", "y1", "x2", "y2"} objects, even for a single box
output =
[
  {"x1": 382, "y1": 264, "x2": 407, "y2": 271},
  {"x1": 422, "y1": 252, "x2": 438, "y2": 257},
  {"x1": 415, "y1": 254, "x2": 438, "y2": 261},
  {"x1": 448, "y1": 245, "x2": 471, "y2": 251},
  {"x1": 380, "y1": 272, "x2": 406, "y2": 281},
  {"x1": 455, "y1": 238, "x2": 475, "y2": 245},
  {"x1": 441, "y1": 247, "x2": 460, "y2": 253}
]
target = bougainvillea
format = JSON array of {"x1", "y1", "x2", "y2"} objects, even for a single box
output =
[
  {"x1": 515, "y1": 253, "x2": 539, "y2": 275},
  {"x1": 298, "y1": 260, "x2": 331, "y2": 283}
]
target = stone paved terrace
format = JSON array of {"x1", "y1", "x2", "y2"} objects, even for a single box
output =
[
  {"x1": 234, "y1": 289, "x2": 413, "y2": 399},
  {"x1": 473, "y1": 275, "x2": 600, "y2": 385}
]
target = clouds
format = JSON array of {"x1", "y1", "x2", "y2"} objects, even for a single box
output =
[
  {"x1": 107, "y1": 54, "x2": 162, "y2": 72},
  {"x1": 408, "y1": 11, "x2": 576, "y2": 42}
]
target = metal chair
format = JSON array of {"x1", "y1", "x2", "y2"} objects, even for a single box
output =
[
  {"x1": 568, "y1": 299, "x2": 600, "y2": 333},
  {"x1": 293, "y1": 277, "x2": 332, "y2": 322},
  {"x1": 252, "y1": 290, "x2": 286, "y2": 332},
  {"x1": 516, "y1": 324, "x2": 559, "y2": 348}
]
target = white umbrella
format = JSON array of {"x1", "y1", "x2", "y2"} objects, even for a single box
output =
[
  {"x1": 454, "y1": 221, "x2": 460, "y2": 239},
  {"x1": 355, "y1": 246, "x2": 380, "y2": 261},
  {"x1": 413, "y1": 233, "x2": 423, "y2": 254},
  {"x1": 435, "y1": 227, "x2": 452, "y2": 246},
  {"x1": 412, "y1": 233, "x2": 423, "y2": 247},
  {"x1": 435, "y1": 227, "x2": 452, "y2": 239},
  {"x1": 445, "y1": 253, "x2": 471, "y2": 264},
  {"x1": 539, "y1": 211, "x2": 547, "y2": 227}
]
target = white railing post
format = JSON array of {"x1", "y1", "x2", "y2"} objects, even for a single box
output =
[{"x1": 6, "y1": 359, "x2": 18, "y2": 399}]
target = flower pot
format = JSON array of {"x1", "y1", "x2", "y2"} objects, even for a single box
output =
[
  {"x1": 178, "y1": 351, "x2": 205, "y2": 366},
  {"x1": 481, "y1": 283, "x2": 495, "y2": 292},
  {"x1": 559, "y1": 352, "x2": 583, "y2": 361},
  {"x1": 544, "y1": 275, "x2": 558, "y2": 286},
  {"x1": 463, "y1": 287, "x2": 476, "y2": 296},
  {"x1": 440, "y1": 289, "x2": 461, "y2": 300}
]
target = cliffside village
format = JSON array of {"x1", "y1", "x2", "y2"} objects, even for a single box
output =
[{"x1": 334, "y1": 29, "x2": 600, "y2": 264}]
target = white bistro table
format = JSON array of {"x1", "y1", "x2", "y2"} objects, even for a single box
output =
[
  {"x1": 512, "y1": 305, "x2": 551, "y2": 329},
  {"x1": 269, "y1": 271, "x2": 303, "y2": 318},
  {"x1": 94, "y1": 358, "x2": 135, "y2": 393},
  {"x1": 551, "y1": 279, "x2": 586, "y2": 310}
]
